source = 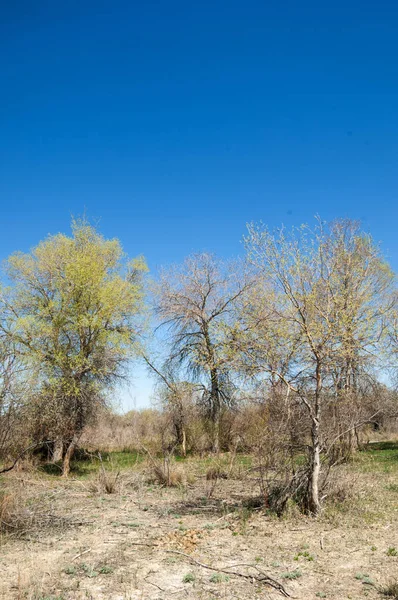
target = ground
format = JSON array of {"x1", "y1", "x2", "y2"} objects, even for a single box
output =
[{"x1": 1, "y1": 443, "x2": 398, "y2": 600}]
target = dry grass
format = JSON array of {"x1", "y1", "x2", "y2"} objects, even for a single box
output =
[
  {"x1": 0, "y1": 482, "x2": 37, "y2": 536},
  {"x1": 150, "y1": 460, "x2": 186, "y2": 487},
  {"x1": 381, "y1": 580, "x2": 398, "y2": 598},
  {"x1": 0, "y1": 474, "x2": 87, "y2": 544},
  {"x1": 205, "y1": 466, "x2": 228, "y2": 480},
  {"x1": 89, "y1": 466, "x2": 121, "y2": 494},
  {"x1": 0, "y1": 488, "x2": 16, "y2": 531},
  {"x1": 1, "y1": 443, "x2": 398, "y2": 599}
]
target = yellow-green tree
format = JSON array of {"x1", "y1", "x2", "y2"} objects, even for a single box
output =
[
  {"x1": 245, "y1": 218, "x2": 394, "y2": 515},
  {"x1": 0, "y1": 220, "x2": 147, "y2": 476}
]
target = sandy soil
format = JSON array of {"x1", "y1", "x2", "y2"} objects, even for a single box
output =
[{"x1": 1, "y1": 466, "x2": 397, "y2": 600}]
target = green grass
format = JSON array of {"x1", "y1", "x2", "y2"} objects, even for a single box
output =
[
  {"x1": 355, "y1": 442, "x2": 398, "y2": 474},
  {"x1": 281, "y1": 570, "x2": 302, "y2": 580},
  {"x1": 209, "y1": 573, "x2": 229, "y2": 583},
  {"x1": 40, "y1": 449, "x2": 143, "y2": 479},
  {"x1": 294, "y1": 550, "x2": 314, "y2": 561}
]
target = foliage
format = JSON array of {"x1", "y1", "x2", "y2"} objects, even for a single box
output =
[{"x1": 0, "y1": 219, "x2": 147, "y2": 475}]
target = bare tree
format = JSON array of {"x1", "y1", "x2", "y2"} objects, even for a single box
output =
[{"x1": 153, "y1": 253, "x2": 253, "y2": 453}]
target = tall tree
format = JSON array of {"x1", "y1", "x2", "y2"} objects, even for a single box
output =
[
  {"x1": 0, "y1": 220, "x2": 147, "y2": 476},
  {"x1": 245, "y1": 218, "x2": 393, "y2": 514},
  {"x1": 321, "y1": 219, "x2": 395, "y2": 457},
  {"x1": 153, "y1": 253, "x2": 252, "y2": 453}
]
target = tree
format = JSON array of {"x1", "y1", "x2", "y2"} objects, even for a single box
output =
[
  {"x1": 143, "y1": 355, "x2": 195, "y2": 457},
  {"x1": 153, "y1": 253, "x2": 252, "y2": 453},
  {"x1": 244, "y1": 218, "x2": 393, "y2": 514},
  {"x1": 0, "y1": 336, "x2": 30, "y2": 461},
  {"x1": 321, "y1": 219, "x2": 395, "y2": 458},
  {"x1": 386, "y1": 293, "x2": 398, "y2": 388},
  {"x1": 0, "y1": 220, "x2": 147, "y2": 476}
]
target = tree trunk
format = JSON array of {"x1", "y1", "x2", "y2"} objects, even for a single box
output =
[
  {"x1": 210, "y1": 368, "x2": 221, "y2": 454},
  {"x1": 308, "y1": 417, "x2": 321, "y2": 515},
  {"x1": 307, "y1": 361, "x2": 322, "y2": 516},
  {"x1": 212, "y1": 403, "x2": 220, "y2": 454},
  {"x1": 203, "y1": 323, "x2": 221, "y2": 454},
  {"x1": 181, "y1": 427, "x2": 187, "y2": 457},
  {"x1": 210, "y1": 392, "x2": 221, "y2": 453},
  {"x1": 52, "y1": 438, "x2": 64, "y2": 463},
  {"x1": 174, "y1": 417, "x2": 187, "y2": 457},
  {"x1": 62, "y1": 434, "x2": 79, "y2": 478}
]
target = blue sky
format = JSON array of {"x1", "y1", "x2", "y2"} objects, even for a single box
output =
[{"x1": 1, "y1": 1, "x2": 397, "y2": 409}]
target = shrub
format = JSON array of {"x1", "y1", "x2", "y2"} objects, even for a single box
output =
[
  {"x1": 381, "y1": 581, "x2": 398, "y2": 598},
  {"x1": 89, "y1": 466, "x2": 120, "y2": 494},
  {"x1": 281, "y1": 570, "x2": 302, "y2": 580}
]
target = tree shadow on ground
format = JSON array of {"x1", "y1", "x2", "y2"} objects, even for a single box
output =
[
  {"x1": 167, "y1": 494, "x2": 266, "y2": 517},
  {"x1": 365, "y1": 441, "x2": 398, "y2": 451}
]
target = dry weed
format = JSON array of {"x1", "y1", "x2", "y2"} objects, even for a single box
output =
[
  {"x1": 150, "y1": 460, "x2": 186, "y2": 487},
  {"x1": 381, "y1": 580, "x2": 398, "y2": 598},
  {"x1": 89, "y1": 466, "x2": 120, "y2": 494}
]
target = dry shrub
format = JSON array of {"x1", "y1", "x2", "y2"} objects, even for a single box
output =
[
  {"x1": 381, "y1": 581, "x2": 398, "y2": 598},
  {"x1": 89, "y1": 466, "x2": 120, "y2": 494},
  {"x1": 141, "y1": 443, "x2": 188, "y2": 487},
  {"x1": 150, "y1": 460, "x2": 186, "y2": 487},
  {"x1": 322, "y1": 471, "x2": 355, "y2": 508},
  {"x1": 206, "y1": 466, "x2": 227, "y2": 480},
  {"x1": 0, "y1": 488, "x2": 16, "y2": 529},
  {"x1": 0, "y1": 484, "x2": 35, "y2": 535},
  {"x1": 1, "y1": 477, "x2": 83, "y2": 539},
  {"x1": 81, "y1": 408, "x2": 170, "y2": 453}
]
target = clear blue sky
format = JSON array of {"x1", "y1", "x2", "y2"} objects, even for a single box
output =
[{"x1": 1, "y1": 1, "x2": 397, "y2": 409}]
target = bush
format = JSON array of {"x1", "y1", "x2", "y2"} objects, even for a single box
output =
[
  {"x1": 0, "y1": 488, "x2": 16, "y2": 531},
  {"x1": 150, "y1": 460, "x2": 186, "y2": 487},
  {"x1": 89, "y1": 467, "x2": 120, "y2": 494},
  {"x1": 381, "y1": 580, "x2": 398, "y2": 598}
]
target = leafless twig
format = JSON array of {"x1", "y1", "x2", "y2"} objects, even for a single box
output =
[{"x1": 165, "y1": 549, "x2": 290, "y2": 596}]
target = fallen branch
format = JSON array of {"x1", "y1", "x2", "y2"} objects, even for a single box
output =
[
  {"x1": 145, "y1": 578, "x2": 165, "y2": 592},
  {"x1": 165, "y1": 549, "x2": 290, "y2": 596},
  {"x1": 72, "y1": 548, "x2": 92, "y2": 561}
]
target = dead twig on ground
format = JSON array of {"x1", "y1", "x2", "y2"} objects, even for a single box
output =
[
  {"x1": 165, "y1": 549, "x2": 290, "y2": 596},
  {"x1": 72, "y1": 547, "x2": 92, "y2": 561},
  {"x1": 145, "y1": 577, "x2": 165, "y2": 591}
]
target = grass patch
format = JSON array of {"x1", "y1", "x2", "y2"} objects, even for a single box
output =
[
  {"x1": 39, "y1": 450, "x2": 143, "y2": 479},
  {"x1": 355, "y1": 443, "x2": 398, "y2": 475},
  {"x1": 209, "y1": 573, "x2": 229, "y2": 583},
  {"x1": 294, "y1": 550, "x2": 314, "y2": 561},
  {"x1": 281, "y1": 570, "x2": 302, "y2": 580}
]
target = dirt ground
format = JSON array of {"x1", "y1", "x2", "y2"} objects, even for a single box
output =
[{"x1": 1, "y1": 456, "x2": 398, "y2": 600}]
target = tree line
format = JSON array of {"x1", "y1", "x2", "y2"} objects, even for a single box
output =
[{"x1": 0, "y1": 217, "x2": 397, "y2": 514}]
